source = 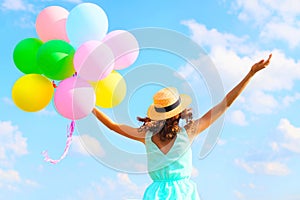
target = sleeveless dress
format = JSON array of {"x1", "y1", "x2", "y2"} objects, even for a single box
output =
[{"x1": 143, "y1": 129, "x2": 200, "y2": 200}]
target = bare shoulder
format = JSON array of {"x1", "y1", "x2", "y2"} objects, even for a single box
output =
[
  {"x1": 132, "y1": 127, "x2": 147, "y2": 144},
  {"x1": 138, "y1": 129, "x2": 147, "y2": 144},
  {"x1": 183, "y1": 125, "x2": 197, "y2": 142}
]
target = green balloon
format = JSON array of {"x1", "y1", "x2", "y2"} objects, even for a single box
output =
[
  {"x1": 37, "y1": 40, "x2": 75, "y2": 80},
  {"x1": 13, "y1": 38, "x2": 43, "y2": 74}
]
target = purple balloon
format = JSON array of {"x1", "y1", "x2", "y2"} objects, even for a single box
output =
[
  {"x1": 102, "y1": 30, "x2": 139, "y2": 70},
  {"x1": 74, "y1": 40, "x2": 115, "y2": 81}
]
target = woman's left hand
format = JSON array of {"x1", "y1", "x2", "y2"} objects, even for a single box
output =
[{"x1": 250, "y1": 53, "x2": 272, "y2": 74}]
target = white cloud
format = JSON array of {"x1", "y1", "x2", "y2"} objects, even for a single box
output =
[
  {"x1": 235, "y1": 159, "x2": 290, "y2": 176},
  {"x1": 261, "y1": 21, "x2": 300, "y2": 49},
  {"x1": 71, "y1": 135, "x2": 105, "y2": 157},
  {"x1": 0, "y1": 169, "x2": 38, "y2": 191},
  {"x1": 244, "y1": 91, "x2": 279, "y2": 114},
  {"x1": 24, "y1": 179, "x2": 39, "y2": 187},
  {"x1": 62, "y1": 173, "x2": 147, "y2": 200},
  {"x1": 1, "y1": 0, "x2": 34, "y2": 12},
  {"x1": 250, "y1": 51, "x2": 300, "y2": 92},
  {"x1": 230, "y1": 0, "x2": 300, "y2": 48},
  {"x1": 2, "y1": 97, "x2": 13, "y2": 105},
  {"x1": 0, "y1": 121, "x2": 38, "y2": 191},
  {"x1": 231, "y1": 0, "x2": 272, "y2": 23},
  {"x1": 5, "y1": 184, "x2": 18, "y2": 192},
  {"x1": 117, "y1": 173, "x2": 140, "y2": 193},
  {"x1": 1, "y1": 0, "x2": 26, "y2": 11},
  {"x1": 0, "y1": 121, "x2": 28, "y2": 166},
  {"x1": 277, "y1": 118, "x2": 300, "y2": 153},
  {"x1": 235, "y1": 118, "x2": 300, "y2": 177},
  {"x1": 64, "y1": 0, "x2": 83, "y2": 3},
  {"x1": 228, "y1": 110, "x2": 248, "y2": 126},
  {"x1": 231, "y1": 0, "x2": 300, "y2": 23},
  {"x1": 41, "y1": 0, "x2": 82, "y2": 3},
  {"x1": 117, "y1": 173, "x2": 132, "y2": 184},
  {"x1": 101, "y1": 177, "x2": 116, "y2": 191},
  {"x1": 282, "y1": 93, "x2": 300, "y2": 107},
  {"x1": 1, "y1": 0, "x2": 36, "y2": 30},
  {"x1": 175, "y1": 60, "x2": 208, "y2": 100},
  {"x1": 0, "y1": 169, "x2": 21, "y2": 183},
  {"x1": 182, "y1": 20, "x2": 300, "y2": 114},
  {"x1": 36, "y1": 109, "x2": 57, "y2": 116},
  {"x1": 234, "y1": 190, "x2": 246, "y2": 200},
  {"x1": 117, "y1": 173, "x2": 147, "y2": 199},
  {"x1": 248, "y1": 182, "x2": 256, "y2": 189},
  {"x1": 181, "y1": 20, "x2": 254, "y2": 55},
  {"x1": 209, "y1": 48, "x2": 300, "y2": 95},
  {"x1": 177, "y1": 62, "x2": 202, "y2": 81},
  {"x1": 269, "y1": 141, "x2": 280, "y2": 152},
  {"x1": 71, "y1": 181, "x2": 105, "y2": 200},
  {"x1": 14, "y1": 15, "x2": 35, "y2": 28},
  {"x1": 217, "y1": 138, "x2": 227, "y2": 146}
]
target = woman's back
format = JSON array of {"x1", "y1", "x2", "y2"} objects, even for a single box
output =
[{"x1": 143, "y1": 129, "x2": 200, "y2": 200}]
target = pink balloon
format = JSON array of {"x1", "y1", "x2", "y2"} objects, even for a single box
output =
[
  {"x1": 102, "y1": 30, "x2": 139, "y2": 70},
  {"x1": 54, "y1": 77, "x2": 95, "y2": 120},
  {"x1": 74, "y1": 40, "x2": 115, "y2": 81},
  {"x1": 36, "y1": 6, "x2": 69, "y2": 42}
]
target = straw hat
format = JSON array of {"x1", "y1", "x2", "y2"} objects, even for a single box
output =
[{"x1": 147, "y1": 87, "x2": 192, "y2": 120}]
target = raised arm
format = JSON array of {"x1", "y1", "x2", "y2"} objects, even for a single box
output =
[
  {"x1": 190, "y1": 54, "x2": 272, "y2": 137},
  {"x1": 92, "y1": 108, "x2": 146, "y2": 144}
]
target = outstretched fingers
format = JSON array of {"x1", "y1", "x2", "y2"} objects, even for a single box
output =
[{"x1": 264, "y1": 53, "x2": 272, "y2": 66}]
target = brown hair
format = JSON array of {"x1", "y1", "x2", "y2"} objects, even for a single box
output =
[{"x1": 137, "y1": 108, "x2": 193, "y2": 141}]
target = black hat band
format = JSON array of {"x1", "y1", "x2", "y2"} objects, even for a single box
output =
[{"x1": 154, "y1": 97, "x2": 181, "y2": 113}]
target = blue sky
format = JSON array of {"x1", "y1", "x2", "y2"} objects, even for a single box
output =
[{"x1": 1, "y1": 0, "x2": 300, "y2": 199}]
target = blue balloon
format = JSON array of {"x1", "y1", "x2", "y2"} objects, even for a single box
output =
[{"x1": 66, "y1": 3, "x2": 108, "y2": 48}]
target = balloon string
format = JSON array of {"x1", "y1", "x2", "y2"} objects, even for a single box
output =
[{"x1": 42, "y1": 120, "x2": 75, "y2": 164}]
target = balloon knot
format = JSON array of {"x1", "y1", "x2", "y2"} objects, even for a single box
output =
[{"x1": 52, "y1": 81, "x2": 57, "y2": 88}]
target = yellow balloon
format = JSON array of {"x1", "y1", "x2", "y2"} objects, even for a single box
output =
[
  {"x1": 12, "y1": 74, "x2": 54, "y2": 112},
  {"x1": 92, "y1": 71, "x2": 126, "y2": 108}
]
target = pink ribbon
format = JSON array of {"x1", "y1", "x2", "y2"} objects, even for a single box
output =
[{"x1": 42, "y1": 120, "x2": 75, "y2": 164}]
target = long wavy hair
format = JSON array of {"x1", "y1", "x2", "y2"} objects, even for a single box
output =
[{"x1": 137, "y1": 108, "x2": 194, "y2": 141}]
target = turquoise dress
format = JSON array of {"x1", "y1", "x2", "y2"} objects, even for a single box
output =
[{"x1": 143, "y1": 129, "x2": 200, "y2": 200}]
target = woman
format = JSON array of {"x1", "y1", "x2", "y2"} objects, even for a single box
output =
[{"x1": 92, "y1": 54, "x2": 272, "y2": 199}]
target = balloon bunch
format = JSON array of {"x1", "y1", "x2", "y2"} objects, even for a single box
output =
[{"x1": 11, "y1": 3, "x2": 139, "y2": 163}]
